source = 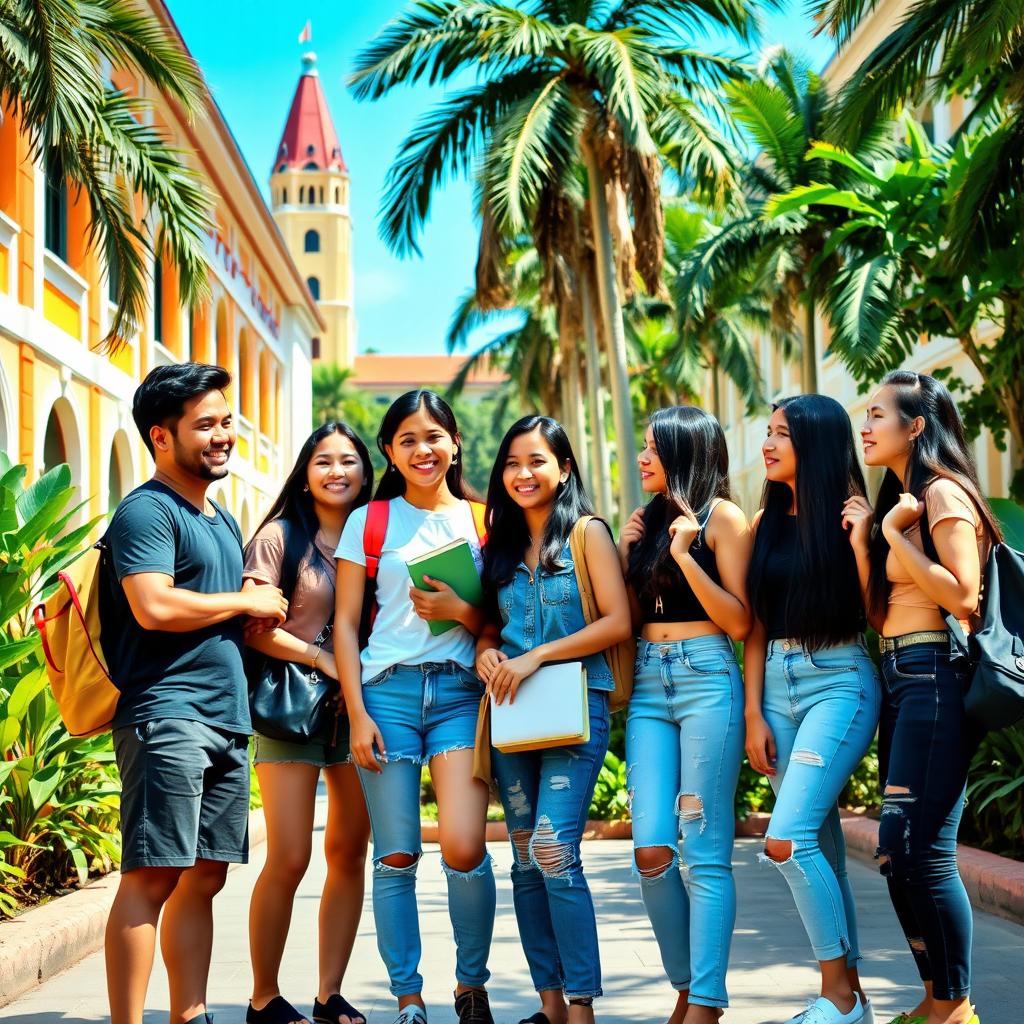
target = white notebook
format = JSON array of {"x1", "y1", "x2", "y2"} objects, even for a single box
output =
[{"x1": 490, "y1": 662, "x2": 589, "y2": 753}]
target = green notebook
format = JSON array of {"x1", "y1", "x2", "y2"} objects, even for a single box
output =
[{"x1": 406, "y1": 538, "x2": 484, "y2": 636}]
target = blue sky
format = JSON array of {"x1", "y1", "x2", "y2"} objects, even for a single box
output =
[{"x1": 167, "y1": 1, "x2": 834, "y2": 357}]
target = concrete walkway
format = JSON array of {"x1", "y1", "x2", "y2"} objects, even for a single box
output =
[{"x1": 2, "y1": 792, "x2": 1021, "y2": 1024}]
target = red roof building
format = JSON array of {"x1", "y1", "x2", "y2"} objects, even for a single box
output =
[{"x1": 273, "y1": 53, "x2": 346, "y2": 174}]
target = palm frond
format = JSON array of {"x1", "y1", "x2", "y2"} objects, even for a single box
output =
[
  {"x1": 378, "y1": 69, "x2": 544, "y2": 255},
  {"x1": 602, "y1": 0, "x2": 761, "y2": 40}
]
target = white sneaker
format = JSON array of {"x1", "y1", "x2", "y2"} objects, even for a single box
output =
[
  {"x1": 859, "y1": 994, "x2": 875, "y2": 1024},
  {"x1": 394, "y1": 1008, "x2": 427, "y2": 1024},
  {"x1": 783, "y1": 997, "x2": 864, "y2": 1024}
]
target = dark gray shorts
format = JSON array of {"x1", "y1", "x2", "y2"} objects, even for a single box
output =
[{"x1": 113, "y1": 718, "x2": 250, "y2": 872}]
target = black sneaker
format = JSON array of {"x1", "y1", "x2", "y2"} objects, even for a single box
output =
[{"x1": 455, "y1": 989, "x2": 494, "y2": 1024}]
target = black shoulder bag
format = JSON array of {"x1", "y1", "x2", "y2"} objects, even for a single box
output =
[
  {"x1": 246, "y1": 521, "x2": 339, "y2": 744},
  {"x1": 920, "y1": 498, "x2": 1024, "y2": 733}
]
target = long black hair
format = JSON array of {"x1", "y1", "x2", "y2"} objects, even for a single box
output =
[
  {"x1": 482, "y1": 416, "x2": 595, "y2": 587},
  {"x1": 626, "y1": 405, "x2": 731, "y2": 601},
  {"x1": 747, "y1": 395, "x2": 867, "y2": 649},
  {"x1": 373, "y1": 390, "x2": 475, "y2": 502},
  {"x1": 867, "y1": 370, "x2": 1001, "y2": 620},
  {"x1": 247, "y1": 421, "x2": 374, "y2": 587}
]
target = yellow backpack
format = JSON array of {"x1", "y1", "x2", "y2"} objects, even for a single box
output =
[
  {"x1": 33, "y1": 539, "x2": 120, "y2": 737},
  {"x1": 569, "y1": 516, "x2": 635, "y2": 713}
]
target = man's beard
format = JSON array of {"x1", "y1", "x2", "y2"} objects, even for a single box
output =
[{"x1": 172, "y1": 436, "x2": 231, "y2": 480}]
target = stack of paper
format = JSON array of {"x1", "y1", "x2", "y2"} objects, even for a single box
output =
[{"x1": 490, "y1": 662, "x2": 589, "y2": 753}]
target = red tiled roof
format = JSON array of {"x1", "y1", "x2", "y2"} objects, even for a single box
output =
[
  {"x1": 273, "y1": 53, "x2": 346, "y2": 174},
  {"x1": 352, "y1": 354, "x2": 507, "y2": 388}
]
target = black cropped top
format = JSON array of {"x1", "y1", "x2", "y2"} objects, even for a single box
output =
[
  {"x1": 761, "y1": 514, "x2": 799, "y2": 640},
  {"x1": 637, "y1": 504, "x2": 722, "y2": 623}
]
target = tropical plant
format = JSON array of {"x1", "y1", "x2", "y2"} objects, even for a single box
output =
[
  {"x1": 0, "y1": 0, "x2": 214, "y2": 347},
  {"x1": 588, "y1": 751, "x2": 630, "y2": 822},
  {"x1": 767, "y1": 113, "x2": 1024, "y2": 494},
  {"x1": 0, "y1": 456, "x2": 121, "y2": 915},
  {"x1": 676, "y1": 48, "x2": 896, "y2": 394},
  {"x1": 816, "y1": 0, "x2": 1024, "y2": 267},
  {"x1": 348, "y1": 0, "x2": 761, "y2": 515},
  {"x1": 964, "y1": 724, "x2": 1024, "y2": 858}
]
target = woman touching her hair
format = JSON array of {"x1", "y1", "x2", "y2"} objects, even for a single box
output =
[
  {"x1": 476, "y1": 416, "x2": 631, "y2": 1024},
  {"x1": 618, "y1": 406, "x2": 753, "y2": 1024},
  {"x1": 334, "y1": 391, "x2": 495, "y2": 1024},
  {"x1": 744, "y1": 396, "x2": 881, "y2": 1024},
  {"x1": 845, "y1": 371, "x2": 998, "y2": 1024}
]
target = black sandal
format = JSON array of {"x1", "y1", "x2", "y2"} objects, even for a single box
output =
[
  {"x1": 247, "y1": 996, "x2": 311, "y2": 1024},
  {"x1": 313, "y1": 994, "x2": 366, "y2": 1024},
  {"x1": 519, "y1": 1014, "x2": 551, "y2": 1024}
]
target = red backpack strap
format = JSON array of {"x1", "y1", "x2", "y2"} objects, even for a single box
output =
[
  {"x1": 363, "y1": 500, "x2": 390, "y2": 579},
  {"x1": 470, "y1": 501, "x2": 488, "y2": 545}
]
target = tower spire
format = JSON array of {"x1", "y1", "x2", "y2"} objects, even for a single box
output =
[{"x1": 272, "y1": 52, "x2": 345, "y2": 174}]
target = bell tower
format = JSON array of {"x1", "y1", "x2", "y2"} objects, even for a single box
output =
[{"x1": 270, "y1": 52, "x2": 354, "y2": 366}]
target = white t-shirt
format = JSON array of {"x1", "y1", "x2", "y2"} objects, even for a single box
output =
[{"x1": 335, "y1": 497, "x2": 483, "y2": 683}]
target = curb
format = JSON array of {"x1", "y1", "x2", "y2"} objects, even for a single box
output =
[
  {"x1": 840, "y1": 810, "x2": 1024, "y2": 927},
  {"x1": 0, "y1": 806, "x2": 266, "y2": 1009}
]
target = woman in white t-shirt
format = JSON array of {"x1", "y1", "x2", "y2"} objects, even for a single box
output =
[{"x1": 335, "y1": 390, "x2": 494, "y2": 1024}]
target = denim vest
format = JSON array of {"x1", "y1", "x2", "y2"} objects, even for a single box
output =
[{"x1": 496, "y1": 538, "x2": 615, "y2": 692}]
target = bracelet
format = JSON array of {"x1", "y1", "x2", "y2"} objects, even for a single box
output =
[{"x1": 310, "y1": 645, "x2": 323, "y2": 670}]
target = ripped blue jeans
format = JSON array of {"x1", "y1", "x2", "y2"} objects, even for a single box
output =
[
  {"x1": 492, "y1": 690, "x2": 610, "y2": 1000},
  {"x1": 357, "y1": 662, "x2": 495, "y2": 997},
  {"x1": 761, "y1": 638, "x2": 881, "y2": 964},
  {"x1": 627, "y1": 635, "x2": 744, "y2": 1008}
]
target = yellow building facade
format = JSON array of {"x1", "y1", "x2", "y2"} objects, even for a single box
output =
[
  {"x1": 719, "y1": 2, "x2": 1011, "y2": 514},
  {"x1": 0, "y1": 2, "x2": 322, "y2": 540}
]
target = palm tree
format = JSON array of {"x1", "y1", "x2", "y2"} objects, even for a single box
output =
[
  {"x1": 0, "y1": 0, "x2": 213, "y2": 347},
  {"x1": 348, "y1": 0, "x2": 759, "y2": 515},
  {"x1": 815, "y1": 0, "x2": 1024, "y2": 266},
  {"x1": 675, "y1": 49, "x2": 895, "y2": 394}
]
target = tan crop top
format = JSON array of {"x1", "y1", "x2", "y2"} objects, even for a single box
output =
[{"x1": 886, "y1": 478, "x2": 988, "y2": 614}]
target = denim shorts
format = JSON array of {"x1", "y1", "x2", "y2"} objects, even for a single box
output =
[
  {"x1": 113, "y1": 718, "x2": 250, "y2": 872},
  {"x1": 363, "y1": 661, "x2": 483, "y2": 764},
  {"x1": 253, "y1": 714, "x2": 352, "y2": 768}
]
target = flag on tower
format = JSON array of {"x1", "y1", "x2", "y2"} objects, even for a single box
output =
[{"x1": 298, "y1": 20, "x2": 312, "y2": 44}]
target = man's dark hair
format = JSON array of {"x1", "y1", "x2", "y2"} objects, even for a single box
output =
[{"x1": 133, "y1": 362, "x2": 232, "y2": 456}]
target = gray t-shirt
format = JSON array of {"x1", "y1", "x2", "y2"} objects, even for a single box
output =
[{"x1": 105, "y1": 480, "x2": 250, "y2": 734}]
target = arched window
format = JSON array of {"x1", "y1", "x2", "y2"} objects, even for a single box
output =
[
  {"x1": 107, "y1": 431, "x2": 133, "y2": 512},
  {"x1": 43, "y1": 404, "x2": 67, "y2": 472},
  {"x1": 282, "y1": 187, "x2": 288, "y2": 204},
  {"x1": 306, "y1": 276, "x2": 320, "y2": 301},
  {"x1": 308, "y1": 189, "x2": 316, "y2": 206},
  {"x1": 299, "y1": 185, "x2": 305, "y2": 203},
  {"x1": 318, "y1": 187, "x2": 324, "y2": 203},
  {"x1": 334, "y1": 186, "x2": 340, "y2": 204},
  {"x1": 304, "y1": 229, "x2": 320, "y2": 253},
  {"x1": 306, "y1": 144, "x2": 315, "y2": 156},
  {"x1": 303, "y1": 162, "x2": 318, "y2": 171}
]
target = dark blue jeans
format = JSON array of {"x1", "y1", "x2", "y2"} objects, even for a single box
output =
[{"x1": 878, "y1": 640, "x2": 980, "y2": 1001}]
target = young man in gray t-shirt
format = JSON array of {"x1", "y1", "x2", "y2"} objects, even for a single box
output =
[{"x1": 104, "y1": 364, "x2": 288, "y2": 1024}]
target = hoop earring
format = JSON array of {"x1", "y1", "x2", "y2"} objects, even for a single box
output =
[
  {"x1": 303, "y1": 485, "x2": 310, "y2": 492},
  {"x1": 387, "y1": 463, "x2": 397, "y2": 473},
  {"x1": 451, "y1": 453, "x2": 460, "y2": 466}
]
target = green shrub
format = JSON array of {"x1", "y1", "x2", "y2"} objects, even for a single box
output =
[
  {"x1": 588, "y1": 751, "x2": 630, "y2": 821},
  {"x1": 962, "y1": 724, "x2": 1024, "y2": 858}
]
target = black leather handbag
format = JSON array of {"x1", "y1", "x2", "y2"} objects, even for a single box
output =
[
  {"x1": 248, "y1": 620, "x2": 338, "y2": 744},
  {"x1": 246, "y1": 519, "x2": 340, "y2": 744}
]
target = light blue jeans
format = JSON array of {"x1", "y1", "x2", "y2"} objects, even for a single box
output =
[
  {"x1": 761, "y1": 637, "x2": 881, "y2": 964},
  {"x1": 492, "y1": 690, "x2": 610, "y2": 999},
  {"x1": 357, "y1": 662, "x2": 495, "y2": 996},
  {"x1": 627, "y1": 635, "x2": 744, "y2": 1008}
]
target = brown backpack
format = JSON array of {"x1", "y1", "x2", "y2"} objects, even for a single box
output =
[{"x1": 569, "y1": 516, "x2": 635, "y2": 713}]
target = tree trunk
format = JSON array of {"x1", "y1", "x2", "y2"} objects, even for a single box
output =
[
  {"x1": 802, "y1": 292, "x2": 818, "y2": 394},
  {"x1": 583, "y1": 142, "x2": 641, "y2": 520},
  {"x1": 558, "y1": 310, "x2": 585, "y2": 464},
  {"x1": 568, "y1": 344, "x2": 591, "y2": 486},
  {"x1": 582, "y1": 273, "x2": 613, "y2": 519}
]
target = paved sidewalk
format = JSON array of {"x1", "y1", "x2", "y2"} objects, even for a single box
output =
[{"x1": 2, "y1": 791, "x2": 1021, "y2": 1024}]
